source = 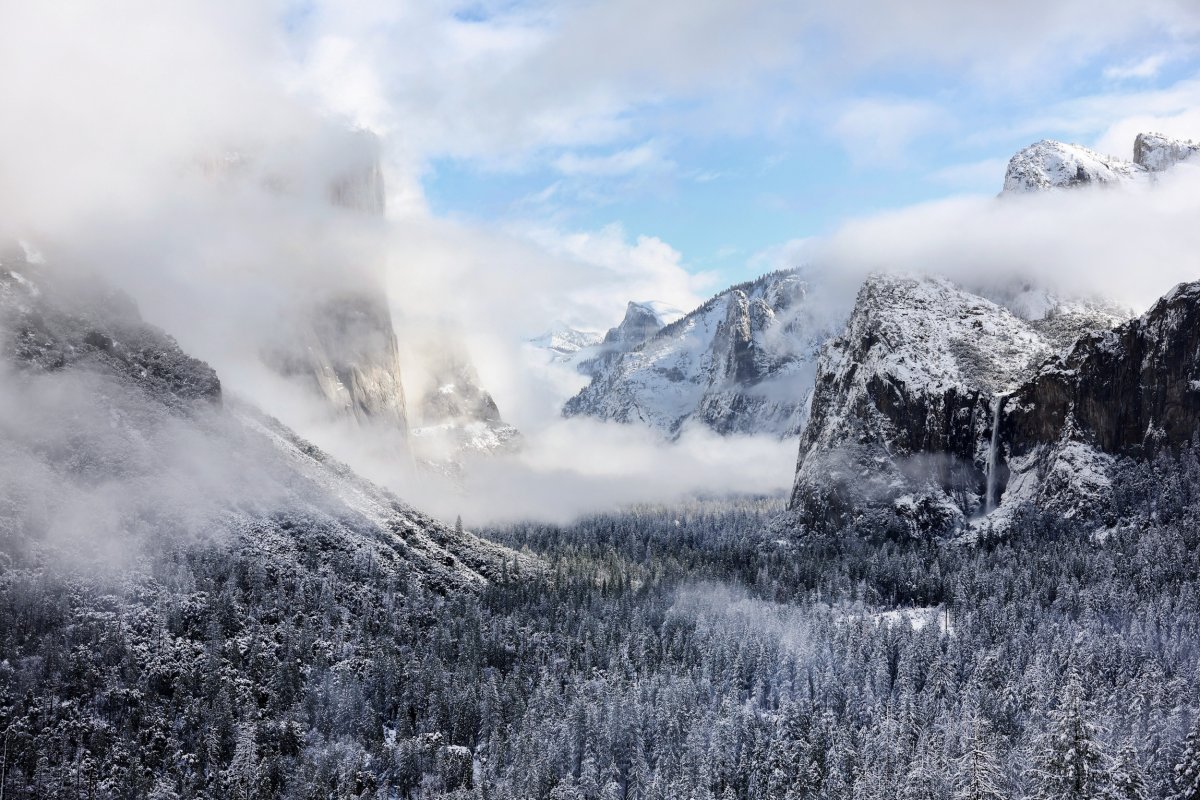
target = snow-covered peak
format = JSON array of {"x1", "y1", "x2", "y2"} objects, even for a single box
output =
[
  {"x1": 1002, "y1": 139, "x2": 1145, "y2": 193},
  {"x1": 824, "y1": 273, "x2": 1055, "y2": 398},
  {"x1": 603, "y1": 300, "x2": 683, "y2": 347},
  {"x1": 1133, "y1": 131, "x2": 1200, "y2": 172},
  {"x1": 527, "y1": 325, "x2": 603, "y2": 359},
  {"x1": 564, "y1": 270, "x2": 830, "y2": 438}
]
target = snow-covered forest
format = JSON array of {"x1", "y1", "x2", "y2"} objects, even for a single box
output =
[{"x1": 4, "y1": 447, "x2": 1200, "y2": 799}]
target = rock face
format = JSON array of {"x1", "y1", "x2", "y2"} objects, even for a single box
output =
[
  {"x1": 235, "y1": 130, "x2": 411, "y2": 434},
  {"x1": 1133, "y1": 132, "x2": 1200, "y2": 172},
  {"x1": 573, "y1": 300, "x2": 683, "y2": 378},
  {"x1": 564, "y1": 270, "x2": 829, "y2": 438},
  {"x1": 0, "y1": 252, "x2": 531, "y2": 591},
  {"x1": 786, "y1": 273, "x2": 1129, "y2": 537},
  {"x1": 269, "y1": 293, "x2": 408, "y2": 430},
  {"x1": 411, "y1": 342, "x2": 521, "y2": 459},
  {"x1": 605, "y1": 301, "x2": 675, "y2": 348},
  {"x1": 996, "y1": 281, "x2": 1200, "y2": 523}
]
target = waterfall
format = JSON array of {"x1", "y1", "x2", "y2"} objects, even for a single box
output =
[{"x1": 984, "y1": 395, "x2": 1005, "y2": 513}]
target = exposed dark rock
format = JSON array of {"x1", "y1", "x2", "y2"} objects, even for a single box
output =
[
  {"x1": 786, "y1": 273, "x2": 1127, "y2": 537},
  {"x1": 1, "y1": 256, "x2": 221, "y2": 408}
]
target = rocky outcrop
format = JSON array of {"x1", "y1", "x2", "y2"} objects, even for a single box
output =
[
  {"x1": 785, "y1": 273, "x2": 1129, "y2": 537},
  {"x1": 1002, "y1": 139, "x2": 1145, "y2": 193},
  {"x1": 1, "y1": 246, "x2": 221, "y2": 408},
  {"x1": 605, "y1": 301, "x2": 671, "y2": 348},
  {"x1": 267, "y1": 293, "x2": 408, "y2": 429},
  {"x1": 1133, "y1": 132, "x2": 1200, "y2": 172},
  {"x1": 992, "y1": 281, "x2": 1200, "y2": 523},
  {"x1": 411, "y1": 342, "x2": 520, "y2": 460},
  {"x1": 1002, "y1": 133, "x2": 1198, "y2": 194},
  {"x1": 573, "y1": 300, "x2": 682, "y2": 378},
  {"x1": 564, "y1": 270, "x2": 829, "y2": 438},
  {"x1": 214, "y1": 130, "x2": 412, "y2": 434}
]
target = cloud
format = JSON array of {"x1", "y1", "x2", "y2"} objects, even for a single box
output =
[
  {"x1": 1103, "y1": 53, "x2": 1170, "y2": 81},
  {"x1": 553, "y1": 143, "x2": 672, "y2": 176},
  {"x1": 311, "y1": 414, "x2": 797, "y2": 526},
  {"x1": 812, "y1": 162, "x2": 1200, "y2": 313},
  {"x1": 288, "y1": 0, "x2": 1200, "y2": 176},
  {"x1": 969, "y1": 77, "x2": 1200, "y2": 156}
]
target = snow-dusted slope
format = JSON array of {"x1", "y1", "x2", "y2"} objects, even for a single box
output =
[
  {"x1": 564, "y1": 270, "x2": 830, "y2": 438},
  {"x1": 1002, "y1": 139, "x2": 1146, "y2": 193},
  {"x1": 1002, "y1": 132, "x2": 1198, "y2": 194},
  {"x1": 0, "y1": 251, "x2": 531, "y2": 590},
  {"x1": 786, "y1": 273, "x2": 1126, "y2": 537}
]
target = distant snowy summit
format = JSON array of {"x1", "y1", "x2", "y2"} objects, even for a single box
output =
[
  {"x1": 1002, "y1": 132, "x2": 1199, "y2": 193},
  {"x1": 563, "y1": 270, "x2": 832, "y2": 438},
  {"x1": 527, "y1": 325, "x2": 603, "y2": 362},
  {"x1": 528, "y1": 300, "x2": 682, "y2": 377}
]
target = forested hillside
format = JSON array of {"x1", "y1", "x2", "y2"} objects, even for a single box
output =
[{"x1": 5, "y1": 445, "x2": 1200, "y2": 798}]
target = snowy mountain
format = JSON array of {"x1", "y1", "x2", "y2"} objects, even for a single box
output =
[
  {"x1": 527, "y1": 324, "x2": 603, "y2": 362},
  {"x1": 996, "y1": 280, "x2": 1200, "y2": 529},
  {"x1": 1002, "y1": 132, "x2": 1199, "y2": 193},
  {"x1": 785, "y1": 273, "x2": 1130, "y2": 537},
  {"x1": 571, "y1": 300, "x2": 685, "y2": 378},
  {"x1": 1002, "y1": 139, "x2": 1146, "y2": 192},
  {"x1": 237, "y1": 131, "x2": 411, "y2": 435},
  {"x1": 0, "y1": 247, "x2": 530, "y2": 591},
  {"x1": 564, "y1": 270, "x2": 831, "y2": 437},
  {"x1": 234, "y1": 131, "x2": 519, "y2": 469}
]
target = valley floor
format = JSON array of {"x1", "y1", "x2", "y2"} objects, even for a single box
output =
[{"x1": 3, "y1": 453, "x2": 1200, "y2": 799}]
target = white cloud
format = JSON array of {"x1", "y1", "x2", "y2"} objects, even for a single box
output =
[
  {"x1": 553, "y1": 143, "x2": 672, "y2": 176},
  {"x1": 1104, "y1": 53, "x2": 1169, "y2": 81},
  {"x1": 288, "y1": 0, "x2": 1200, "y2": 180},
  {"x1": 968, "y1": 77, "x2": 1200, "y2": 157},
  {"x1": 313, "y1": 414, "x2": 797, "y2": 526},
  {"x1": 812, "y1": 163, "x2": 1200, "y2": 313}
]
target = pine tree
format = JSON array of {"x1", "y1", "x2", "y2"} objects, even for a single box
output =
[
  {"x1": 1104, "y1": 742, "x2": 1148, "y2": 800},
  {"x1": 1171, "y1": 719, "x2": 1200, "y2": 800},
  {"x1": 954, "y1": 712, "x2": 1006, "y2": 800},
  {"x1": 1033, "y1": 671, "x2": 1108, "y2": 800}
]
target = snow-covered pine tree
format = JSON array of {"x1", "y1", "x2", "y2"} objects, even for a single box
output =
[
  {"x1": 1032, "y1": 669, "x2": 1109, "y2": 800},
  {"x1": 1171, "y1": 719, "x2": 1200, "y2": 800}
]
